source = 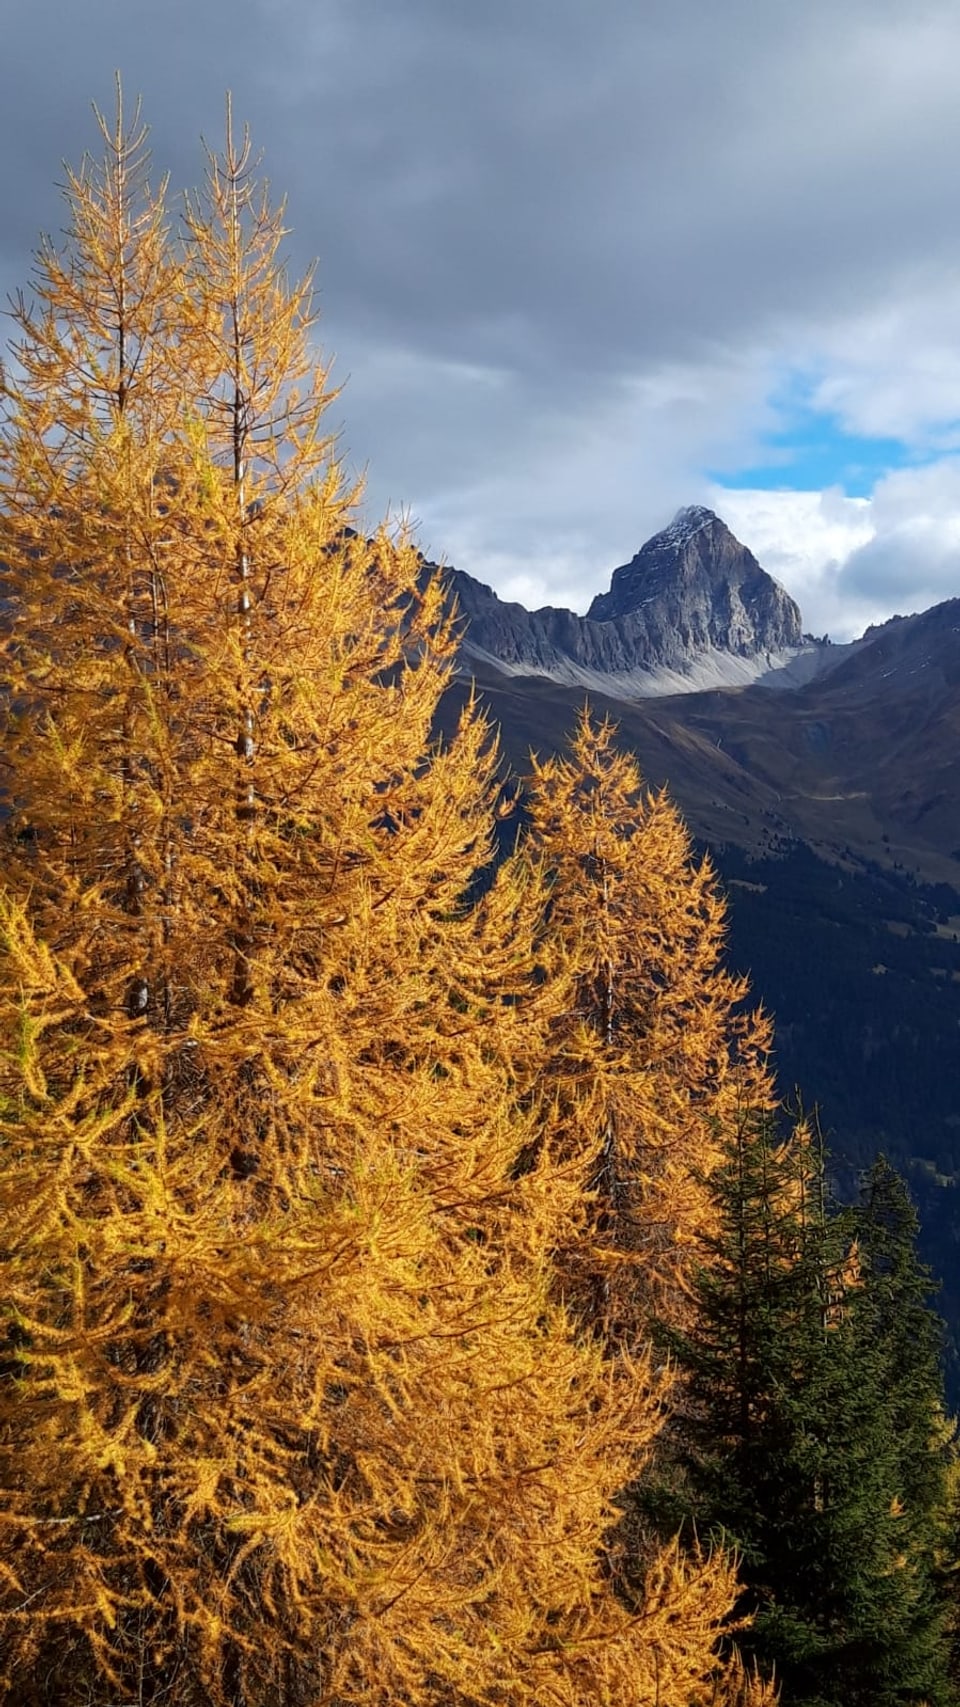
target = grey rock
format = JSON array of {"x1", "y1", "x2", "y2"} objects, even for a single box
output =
[{"x1": 446, "y1": 506, "x2": 804, "y2": 693}]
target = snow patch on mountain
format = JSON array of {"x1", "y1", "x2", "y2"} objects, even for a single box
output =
[{"x1": 658, "y1": 504, "x2": 718, "y2": 549}]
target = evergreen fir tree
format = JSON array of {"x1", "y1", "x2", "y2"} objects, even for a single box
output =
[
  {"x1": 843, "y1": 1156, "x2": 957, "y2": 1705},
  {"x1": 649, "y1": 1116, "x2": 957, "y2": 1707}
]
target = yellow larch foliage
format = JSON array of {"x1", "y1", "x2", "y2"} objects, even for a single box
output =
[
  {"x1": 699, "y1": 1651, "x2": 780, "y2": 1706},
  {"x1": 526, "y1": 709, "x2": 776, "y2": 1340},
  {"x1": 0, "y1": 93, "x2": 764, "y2": 1706}
]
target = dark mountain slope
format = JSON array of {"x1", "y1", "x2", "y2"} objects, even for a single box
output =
[{"x1": 448, "y1": 595, "x2": 960, "y2": 887}]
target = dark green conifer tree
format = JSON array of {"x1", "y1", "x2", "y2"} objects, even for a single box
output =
[
  {"x1": 844, "y1": 1156, "x2": 957, "y2": 1704},
  {"x1": 644, "y1": 1117, "x2": 957, "y2": 1707}
]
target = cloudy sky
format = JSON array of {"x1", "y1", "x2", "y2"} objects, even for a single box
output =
[{"x1": 4, "y1": 0, "x2": 960, "y2": 639}]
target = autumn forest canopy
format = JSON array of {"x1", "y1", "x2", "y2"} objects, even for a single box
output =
[{"x1": 0, "y1": 90, "x2": 957, "y2": 1707}]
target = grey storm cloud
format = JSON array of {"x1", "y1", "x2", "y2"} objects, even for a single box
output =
[
  {"x1": 4, "y1": 0, "x2": 960, "y2": 631},
  {"x1": 836, "y1": 459, "x2": 960, "y2": 612},
  {"x1": 839, "y1": 527, "x2": 956, "y2": 606}
]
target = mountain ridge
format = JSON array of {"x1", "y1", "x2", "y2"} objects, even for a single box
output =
[
  {"x1": 436, "y1": 508, "x2": 960, "y2": 886},
  {"x1": 447, "y1": 504, "x2": 823, "y2": 698}
]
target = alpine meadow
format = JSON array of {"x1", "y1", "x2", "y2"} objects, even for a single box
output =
[{"x1": 0, "y1": 92, "x2": 956, "y2": 1707}]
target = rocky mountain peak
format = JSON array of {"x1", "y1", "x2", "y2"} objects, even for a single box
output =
[
  {"x1": 449, "y1": 506, "x2": 809, "y2": 698},
  {"x1": 662, "y1": 503, "x2": 721, "y2": 542},
  {"x1": 586, "y1": 507, "x2": 800, "y2": 643}
]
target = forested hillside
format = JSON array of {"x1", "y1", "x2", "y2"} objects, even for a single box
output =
[
  {"x1": 716, "y1": 843, "x2": 960, "y2": 1402},
  {"x1": 0, "y1": 94, "x2": 957, "y2": 1707}
]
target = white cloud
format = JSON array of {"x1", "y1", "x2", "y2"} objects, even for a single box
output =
[
  {"x1": 709, "y1": 487, "x2": 876, "y2": 640},
  {"x1": 350, "y1": 347, "x2": 785, "y2": 613},
  {"x1": 838, "y1": 460, "x2": 960, "y2": 610},
  {"x1": 800, "y1": 289, "x2": 960, "y2": 449},
  {"x1": 713, "y1": 462, "x2": 960, "y2": 642}
]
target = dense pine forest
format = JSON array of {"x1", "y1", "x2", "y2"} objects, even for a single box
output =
[{"x1": 0, "y1": 94, "x2": 957, "y2": 1706}]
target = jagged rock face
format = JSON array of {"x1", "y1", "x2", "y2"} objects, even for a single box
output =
[
  {"x1": 449, "y1": 506, "x2": 804, "y2": 692},
  {"x1": 587, "y1": 506, "x2": 802, "y2": 652}
]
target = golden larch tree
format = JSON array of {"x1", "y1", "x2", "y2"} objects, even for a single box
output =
[
  {"x1": 526, "y1": 709, "x2": 776, "y2": 1341},
  {"x1": 0, "y1": 93, "x2": 765, "y2": 1707}
]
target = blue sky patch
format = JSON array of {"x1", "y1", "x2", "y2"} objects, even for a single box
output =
[{"x1": 709, "y1": 386, "x2": 942, "y2": 497}]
